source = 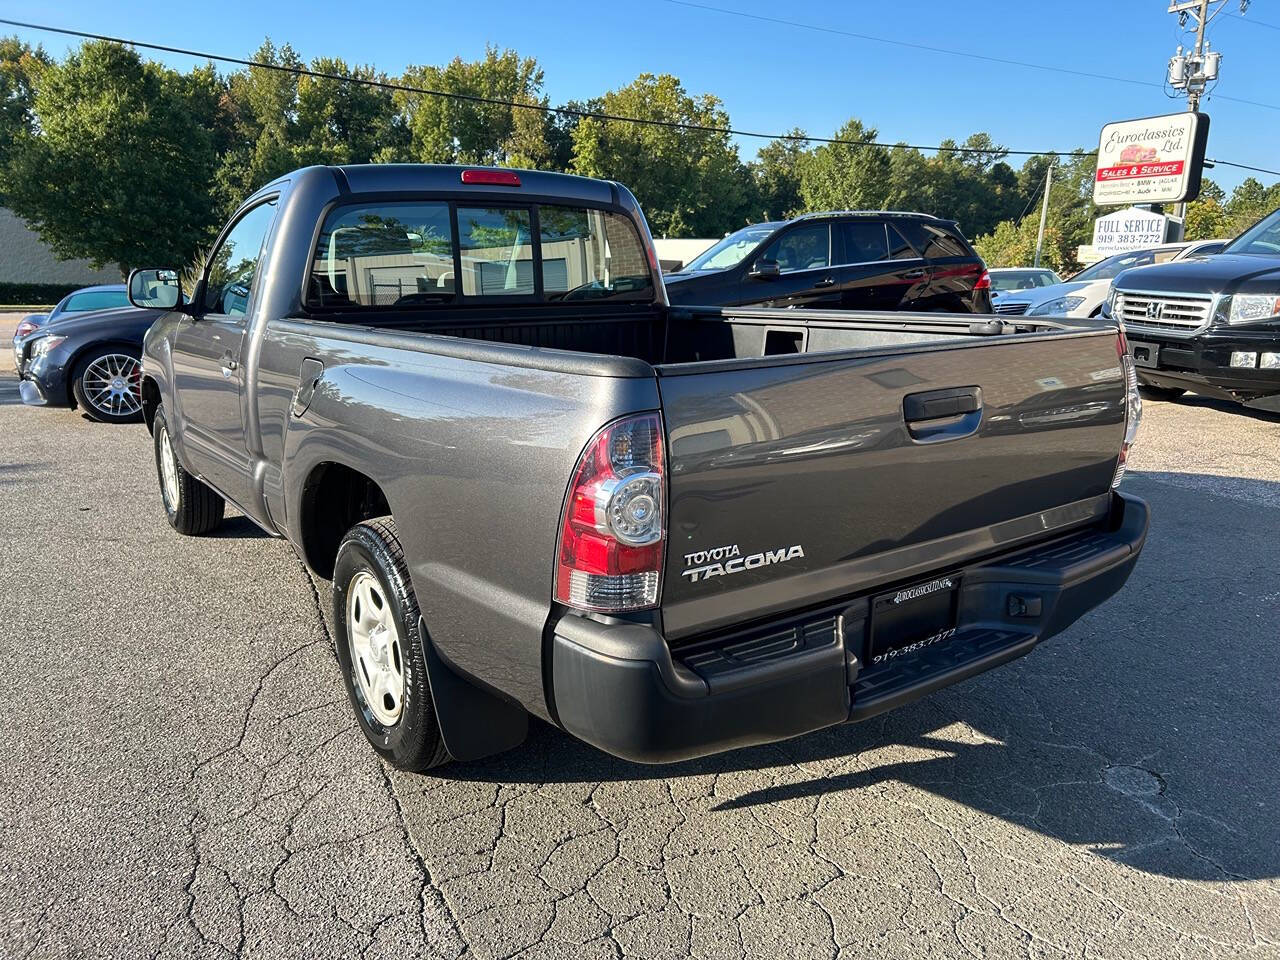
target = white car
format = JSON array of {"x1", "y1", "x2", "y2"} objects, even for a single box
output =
[{"x1": 993, "y1": 239, "x2": 1229, "y2": 318}]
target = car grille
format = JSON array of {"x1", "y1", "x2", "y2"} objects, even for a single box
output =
[
  {"x1": 1115, "y1": 291, "x2": 1214, "y2": 336},
  {"x1": 993, "y1": 301, "x2": 1029, "y2": 316}
]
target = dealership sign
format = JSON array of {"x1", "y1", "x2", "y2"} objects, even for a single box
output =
[
  {"x1": 1093, "y1": 112, "x2": 1210, "y2": 205},
  {"x1": 1092, "y1": 207, "x2": 1172, "y2": 256}
]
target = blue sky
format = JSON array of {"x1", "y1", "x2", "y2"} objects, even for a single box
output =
[{"x1": 6, "y1": 0, "x2": 1278, "y2": 191}]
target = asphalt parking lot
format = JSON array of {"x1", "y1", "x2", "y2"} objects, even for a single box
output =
[{"x1": 1, "y1": 372, "x2": 1278, "y2": 960}]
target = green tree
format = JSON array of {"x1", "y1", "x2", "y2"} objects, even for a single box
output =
[
  {"x1": 973, "y1": 210, "x2": 1076, "y2": 273},
  {"x1": 396, "y1": 46, "x2": 548, "y2": 166},
  {"x1": 293, "y1": 57, "x2": 404, "y2": 166},
  {"x1": 1184, "y1": 179, "x2": 1229, "y2": 240},
  {"x1": 570, "y1": 73, "x2": 749, "y2": 237},
  {"x1": 4, "y1": 41, "x2": 221, "y2": 275},
  {"x1": 797, "y1": 118, "x2": 891, "y2": 212},
  {"x1": 750, "y1": 129, "x2": 808, "y2": 220},
  {"x1": 1223, "y1": 177, "x2": 1280, "y2": 235},
  {"x1": 215, "y1": 39, "x2": 303, "y2": 208},
  {"x1": 0, "y1": 37, "x2": 51, "y2": 197}
]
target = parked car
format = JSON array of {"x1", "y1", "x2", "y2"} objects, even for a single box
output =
[
  {"x1": 16, "y1": 304, "x2": 163, "y2": 423},
  {"x1": 663, "y1": 212, "x2": 992, "y2": 313},
  {"x1": 988, "y1": 267, "x2": 1062, "y2": 303},
  {"x1": 130, "y1": 163, "x2": 1145, "y2": 771},
  {"x1": 10, "y1": 283, "x2": 131, "y2": 345},
  {"x1": 993, "y1": 239, "x2": 1229, "y2": 319},
  {"x1": 1104, "y1": 208, "x2": 1280, "y2": 411}
]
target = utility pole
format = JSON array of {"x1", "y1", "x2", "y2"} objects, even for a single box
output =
[
  {"x1": 1167, "y1": 0, "x2": 1232, "y2": 231},
  {"x1": 1033, "y1": 161, "x2": 1053, "y2": 269}
]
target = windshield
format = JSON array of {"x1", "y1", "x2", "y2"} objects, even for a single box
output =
[
  {"x1": 1071, "y1": 250, "x2": 1156, "y2": 282},
  {"x1": 61, "y1": 289, "x2": 129, "y2": 314},
  {"x1": 990, "y1": 270, "x2": 1061, "y2": 292},
  {"x1": 683, "y1": 225, "x2": 778, "y2": 272},
  {"x1": 1225, "y1": 207, "x2": 1280, "y2": 255}
]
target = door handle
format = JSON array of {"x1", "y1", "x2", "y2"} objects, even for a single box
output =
[
  {"x1": 814, "y1": 276, "x2": 836, "y2": 288},
  {"x1": 902, "y1": 268, "x2": 927, "y2": 280},
  {"x1": 220, "y1": 350, "x2": 238, "y2": 378}
]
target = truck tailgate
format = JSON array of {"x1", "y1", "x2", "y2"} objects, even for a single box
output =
[{"x1": 656, "y1": 330, "x2": 1125, "y2": 639}]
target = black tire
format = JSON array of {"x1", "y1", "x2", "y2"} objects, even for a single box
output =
[
  {"x1": 332, "y1": 517, "x2": 450, "y2": 771},
  {"x1": 71, "y1": 345, "x2": 145, "y2": 424},
  {"x1": 1139, "y1": 384, "x2": 1186, "y2": 401},
  {"x1": 152, "y1": 405, "x2": 225, "y2": 535}
]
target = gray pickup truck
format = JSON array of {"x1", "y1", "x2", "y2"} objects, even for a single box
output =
[{"x1": 128, "y1": 164, "x2": 1148, "y2": 771}]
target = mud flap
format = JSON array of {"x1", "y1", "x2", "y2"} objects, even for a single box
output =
[{"x1": 419, "y1": 616, "x2": 528, "y2": 761}]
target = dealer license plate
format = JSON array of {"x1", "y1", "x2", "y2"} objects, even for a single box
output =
[{"x1": 868, "y1": 575, "x2": 960, "y2": 668}]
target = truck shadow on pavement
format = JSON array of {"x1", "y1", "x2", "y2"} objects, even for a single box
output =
[{"x1": 446, "y1": 472, "x2": 1278, "y2": 883}]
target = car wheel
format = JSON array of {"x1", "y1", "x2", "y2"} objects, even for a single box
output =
[
  {"x1": 72, "y1": 346, "x2": 144, "y2": 423},
  {"x1": 152, "y1": 405, "x2": 225, "y2": 535},
  {"x1": 1138, "y1": 384, "x2": 1186, "y2": 401},
  {"x1": 332, "y1": 517, "x2": 450, "y2": 771}
]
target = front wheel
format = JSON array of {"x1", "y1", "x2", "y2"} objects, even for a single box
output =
[
  {"x1": 332, "y1": 517, "x2": 450, "y2": 771},
  {"x1": 72, "y1": 346, "x2": 144, "y2": 423},
  {"x1": 153, "y1": 405, "x2": 225, "y2": 535},
  {"x1": 1139, "y1": 384, "x2": 1186, "y2": 402}
]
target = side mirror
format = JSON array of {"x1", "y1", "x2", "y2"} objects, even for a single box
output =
[
  {"x1": 749, "y1": 259, "x2": 780, "y2": 280},
  {"x1": 128, "y1": 268, "x2": 184, "y2": 310}
]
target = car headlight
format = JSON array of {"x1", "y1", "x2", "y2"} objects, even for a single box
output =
[
  {"x1": 1028, "y1": 295, "x2": 1086, "y2": 316},
  {"x1": 30, "y1": 335, "x2": 67, "y2": 356},
  {"x1": 1227, "y1": 294, "x2": 1280, "y2": 325}
]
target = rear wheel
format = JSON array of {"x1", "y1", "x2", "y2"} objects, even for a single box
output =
[
  {"x1": 332, "y1": 517, "x2": 450, "y2": 771},
  {"x1": 72, "y1": 346, "x2": 144, "y2": 423},
  {"x1": 153, "y1": 405, "x2": 225, "y2": 535},
  {"x1": 1139, "y1": 384, "x2": 1186, "y2": 401}
]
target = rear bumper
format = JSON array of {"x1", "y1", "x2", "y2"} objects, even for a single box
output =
[
  {"x1": 551, "y1": 491, "x2": 1148, "y2": 763},
  {"x1": 1126, "y1": 327, "x2": 1280, "y2": 401}
]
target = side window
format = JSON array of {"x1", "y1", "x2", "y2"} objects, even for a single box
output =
[
  {"x1": 887, "y1": 225, "x2": 918, "y2": 260},
  {"x1": 838, "y1": 221, "x2": 889, "y2": 263},
  {"x1": 204, "y1": 200, "x2": 278, "y2": 316},
  {"x1": 537, "y1": 205, "x2": 654, "y2": 300},
  {"x1": 911, "y1": 223, "x2": 969, "y2": 259},
  {"x1": 457, "y1": 207, "x2": 534, "y2": 296},
  {"x1": 760, "y1": 222, "x2": 830, "y2": 273},
  {"x1": 310, "y1": 202, "x2": 455, "y2": 306}
]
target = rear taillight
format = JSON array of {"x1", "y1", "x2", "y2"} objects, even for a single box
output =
[
  {"x1": 14, "y1": 319, "x2": 38, "y2": 339},
  {"x1": 555, "y1": 413, "x2": 665, "y2": 612},
  {"x1": 1113, "y1": 331, "x2": 1142, "y2": 488},
  {"x1": 974, "y1": 269, "x2": 991, "y2": 291}
]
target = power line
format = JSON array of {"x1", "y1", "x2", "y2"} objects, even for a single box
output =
[
  {"x1": 0, "y1": 16, "x2": 1276, "y2": 182},
  {"x1": 1225, "y1": 11, "x2": 1280, "y2": 30},
  {"x1": 1208, "y1": 157, "x2": 1280, "y2": 177},
  {"x1": 662, "y1": 0, "x2": 1280, "y2": 113},
  {"x1": 0, "y1": 17, "x2": 1086, "y2": 157}
]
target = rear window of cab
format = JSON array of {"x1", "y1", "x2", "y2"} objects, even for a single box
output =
[{"x1": 307, "y1": 200, "x2": 654, "y2": 308}]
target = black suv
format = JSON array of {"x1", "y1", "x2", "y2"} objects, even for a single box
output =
[
  {"x1": 663, "y1": 212, "x2": 992, "y2": 313},
  {"x1": 1106, "y1": 205, "x2": 1280, "y2": 412}
]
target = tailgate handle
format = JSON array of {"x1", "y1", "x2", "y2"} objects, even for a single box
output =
[{"x1": 904, "y1": 386, "x2": 982, "y2": 423}]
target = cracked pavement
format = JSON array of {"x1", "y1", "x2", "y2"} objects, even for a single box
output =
[{"x1": 1, "y1": 375, "x2": 1278, "y2": 959}]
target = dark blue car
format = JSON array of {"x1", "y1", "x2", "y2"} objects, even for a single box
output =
[
  {"x1": 16, "y1": 302, "x2": 163, "y2": 423},
  {"x1": 10, "y1": 283, "x2": 133, "y2": 343}
]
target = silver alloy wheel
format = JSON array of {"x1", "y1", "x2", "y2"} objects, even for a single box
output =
[
  {"x1": 158, "y1": 425, "x2": 180, "y2": 510},
  {"x1": 346, "y1": 571, "x2": 405, "y2": 727},
  {"x1": 82, "y1": 353, "x2": 142, "y2": 417}
]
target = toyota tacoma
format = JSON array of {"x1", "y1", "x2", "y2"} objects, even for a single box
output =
[{"x1": 128, "y1": 164, "x2": 1148, "y2": 770}]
